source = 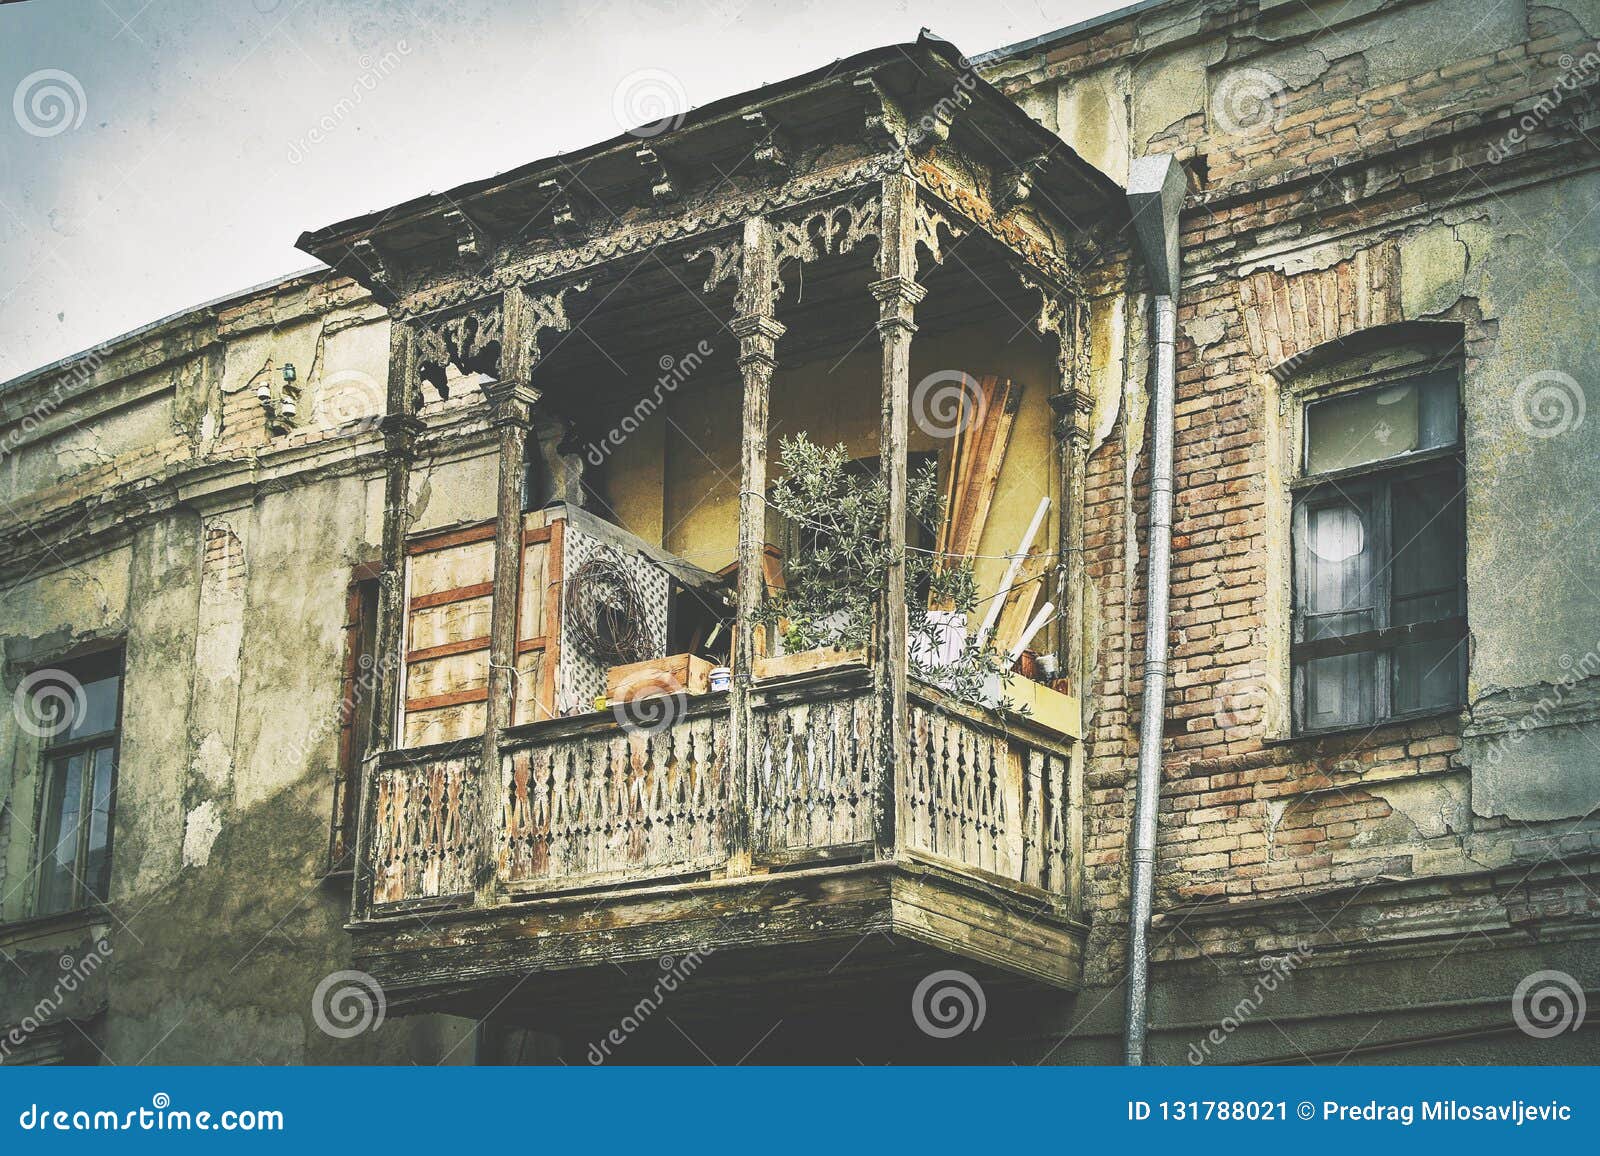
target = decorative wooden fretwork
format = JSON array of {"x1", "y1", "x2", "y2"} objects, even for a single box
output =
[
  {"x1": 370, "y1": 753, "x2": 480, "y2": 905},
  {"x1": 749, "y1": 680, "x2": 878, "y2": 859},
  {"x1": 500, "y1": 707, "x2": 732, "y2": 889},
  {"x1": 413, "y1": 301, "x2": 503, "y2": 401},
  {"x1": 912, "y1": 197, "x2": 964, "y2": 267},
  {"x1": 768, "y1": 194, "x2": 881, "y2": 299}
]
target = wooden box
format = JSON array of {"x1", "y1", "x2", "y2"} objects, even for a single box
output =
[
  {"x1": 752, "y1": 646, "x2": 869, "y2": 682},
  {"x1": 607, "y1": 654, "x2": 714, "y2": 703}
]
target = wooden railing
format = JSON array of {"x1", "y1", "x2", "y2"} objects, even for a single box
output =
[
  {"x1": 908, "y1": 686, "x2": 1071, "y2": 895},
  {"x1": 369, "y1": 748, "x2": 480, "y2": 905},
  {"x1": 750, "y1": 669, "x2": 878, "y2": 863},
  {"x1": 362, "y1": 671, "x2": 1073, "y2": 908},
  {"x1": 499, "y1": 694, "x2": 733, "y2": 891}
]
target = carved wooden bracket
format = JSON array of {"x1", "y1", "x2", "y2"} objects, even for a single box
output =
[
  {"x1": 852, "y1": 76, "x2": 906, "y2": 150},
  {"x1": 996, "y1": 155, "x2": 1049, "y2": 215},
  {"x1": 537, "y1": 178, "x2": 585, "y2": 242},
  {"x1": 907, "y1": 75, "x2": 976, "y2": 154},
  {"x1": 522, "y1": 279, "x2": 592, "y2": 367},
  {"x1": 442, "y1": 206, "x2": 491, "y2": 262},
  {"x1": 350, "y1": 238, "x2": 401, "y2": 304},
  {"x1": 634, "y1": 146, "x2": 678, "y2": 204},
  {"x1": 740, "y1": 111, "x2": 790, "y2": 176},
  {"x1": 912, "y1": 197, "x2": 964, "y2": 267},
  {"x1": 686, "y1": 236, "x2": 743, "y2": 295}
]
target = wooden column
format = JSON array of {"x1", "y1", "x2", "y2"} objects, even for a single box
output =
[
  {"x1": 357, "y1": 320, "x2": 422, "y2": 918},
  {"x1": 477, "y1": 287, "x2": 539, "y2": 894},
  {"x1": 868, "y1": 173, "x2": 925, "y2": 856},
  {"x1": 727, "y1": 217, "x2": 784, "y2": 876}
]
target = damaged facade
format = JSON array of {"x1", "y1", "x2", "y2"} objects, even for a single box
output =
[{"x1": 2, "y1": 0, "x2": 1596, "y2": 1065}]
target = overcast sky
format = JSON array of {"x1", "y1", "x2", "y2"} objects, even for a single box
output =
[{"x1": 0, "y1": 0, "x2": 1121, "y2": 382}]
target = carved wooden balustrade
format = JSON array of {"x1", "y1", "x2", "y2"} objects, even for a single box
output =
[
  {"x1": 368, "y1": 748, "x2": 480, "y2": 906},
  {"x1": 750, "y1": 669, "x2": 879, "y2": 863},
  {"x1": 908, "y1": 687, "x2": 1070, "y2": 894},
  {"x1": 499, "y1": 693, "x2": 733, "y2": 891},
  {"x1": 363, "y1": 669, "x2": 1073, "y2": 908}
]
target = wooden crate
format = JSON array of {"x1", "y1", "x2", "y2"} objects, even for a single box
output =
[
  {"x1": 607, "y1": 653, "x2": 714, "y2": 703},
  {"x1": 752, "y1": 646, "x2": 869, "y2": 682}
]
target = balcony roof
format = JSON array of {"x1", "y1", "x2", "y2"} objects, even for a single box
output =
[{"x1": 295, "y1": 33, "x2": 1124, "y2": 310}]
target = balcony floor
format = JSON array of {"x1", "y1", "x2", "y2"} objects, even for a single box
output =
[{"x1": 350, "y1": 855, "x2": 1085, "y2": 1025}]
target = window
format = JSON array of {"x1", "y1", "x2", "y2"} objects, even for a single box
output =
[
  {"x1": 330, "y1": 570, "x2": 382, "y2": 872},
  {"x1": 34, "y1": 650, "x2": 123, "y2": 916},
  {"x1": 1291, "y1": 371, "x2": 1465, "y2": 733}
]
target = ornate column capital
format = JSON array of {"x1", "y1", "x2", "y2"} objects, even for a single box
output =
[
  {"x1": 484, "y1": 380, "x2": 541, "y2": 428},
  {"x1": 731, "y1": 315, "x2": 787, "y2": 373},
  {"x1": 869, "y1": 276, "x2": 925, "y2": 340}
]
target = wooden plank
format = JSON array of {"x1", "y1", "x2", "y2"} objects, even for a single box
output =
[
  {"x1": 409, "y1": 581, "x2": 494, "y2": 611},
  {"x1": 405, "y1": 687, "x2": 490, "y2": 712},
  {"x1": 406, "y1": 522, "x2": 496, "y2": 555},
  {"x1": 406, "y1": 635, "x2": 492, "y2": 665},
  {"x1": 515, "y1": 636, "x2": 548, "y2": 654},
  {"x1": 753, "y1": 646, "x2": 869, "y2": 682},
  {"x1": 607, "y1": 654, "x2": 714, "y2": 702},
  {"x1": 540, "y1": 516, "x2": 564, "y2": 717},
  {"x1": 952, "y1": 378, "x2": 1022, "y2": 559},
  {"x1": 990, "y1": 554, "x2": 1048, "y2": 655}
]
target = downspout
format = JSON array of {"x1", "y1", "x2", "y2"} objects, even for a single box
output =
[{"x1": 1123, "y1": 154, "x2": 1187, "y2": 1066}]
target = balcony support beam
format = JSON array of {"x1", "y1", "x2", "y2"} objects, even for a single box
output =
[
  {"x1": 479, "y1": 288, "x2": 541, "y2": 895},
  {"x1": 728, "y1": 216, "x2": 784, "y2": 877},
  {"x1": 353, "y1": 322, "x2": 426, "y2": 919},
  {"x1": 869, "y1": 172, "x2": 925, "y2": 857}
]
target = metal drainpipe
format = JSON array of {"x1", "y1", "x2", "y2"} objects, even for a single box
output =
[{"x1": 1123, "y1": 154, "x2": 1187, "y2": 1066}]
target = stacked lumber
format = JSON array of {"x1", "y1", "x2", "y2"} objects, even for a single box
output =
[{"x1": 934, "y1": 375, "x2": 1023, "y2": 565}]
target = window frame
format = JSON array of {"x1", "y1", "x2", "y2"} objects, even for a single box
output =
[
  {"x1": 328, "y1": 565, "x2": 383, "y2": 875},
  {"x1": 31, "y1": 649, "x2": 124, "y2": 918},
  {"x1": 1288, "y1": 375, "x2": 1467, "y2": 737}
]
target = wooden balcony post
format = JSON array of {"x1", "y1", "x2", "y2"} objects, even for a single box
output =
[
  {"x1": 351, "y1": 321, "x2": 425, "y2": 918},
  {"x1": 728, "y1": 216, "x2": 784, "y2": 875},
  {"x1": 478, "y1": 287, "x2": 540, "y2": 896},
  {"x1": 869, "y1": 173, "x2": 925, "y2": 857}
]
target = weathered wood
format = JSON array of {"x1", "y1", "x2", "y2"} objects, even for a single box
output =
[
  {"x1": 751, "y1": 645, "x2": 867, "y2": 682},
  {"x1": 869, "y1": 172, "x2": 924, "y2": 859},
  {"x1": 750, "y1": 678, "x2": 877, "y2": 858},
  {"x1": 729, "y1": 215, "x2": 785, "y2": 878},
  {"x1": 500, "y1": 704, "x2": 732, "y2": 890},
  {"x1": 370, "y1": 752, "x2": 480, "y2": 906}
]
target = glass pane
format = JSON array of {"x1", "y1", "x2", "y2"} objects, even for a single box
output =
[
  {"x1": 1305, "y1": 651, "x2": 1376, "y2": 730},
  {"x1": 1305, "y1": 374, "x2": 1458, "y2": 474},
  {"x1": 1391, "y1": 471, "x2": 1462, "y2": 626},
  {"x1": 85, "y1": 746, "x2": 116, "y2": 903},
  {"x1": 37, "y1": 753, "x2": 86, "y2": 915},
  {"x1": 1394, "y1": 637, "x2": 1463, "y2": 714},
  {"x1": 1303, "y1": 499, "x2": 1375, "y2": 640},
  {"x1": 57, "y1": 670, "x2": 120, "y2": 745}
]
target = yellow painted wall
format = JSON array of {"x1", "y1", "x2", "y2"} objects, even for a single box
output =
[{"x1": 600, "y1": 316, "x2": 1060, "y2": 648}]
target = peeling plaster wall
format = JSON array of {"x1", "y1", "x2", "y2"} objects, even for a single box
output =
[{"x1": 0, "y1": 271, "x2": 474, "y2": 1064}]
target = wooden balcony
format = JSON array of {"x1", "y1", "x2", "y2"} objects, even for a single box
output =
[{"x1": 351, "y1": 665, "x2": 1083, "y2": 1021}]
